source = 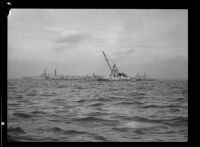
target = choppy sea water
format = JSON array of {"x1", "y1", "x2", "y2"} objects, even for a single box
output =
[{"x1": 7, "y1": 79, "x2": 188, "y2": 142}]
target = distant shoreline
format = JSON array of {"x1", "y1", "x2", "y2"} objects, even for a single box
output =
[{"x1": 7, "y1": 78, "x2": 188, "y2": 81}]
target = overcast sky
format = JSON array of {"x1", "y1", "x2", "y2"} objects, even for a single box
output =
[{"x1": 8, "y1": 9, "x2": 188, "y2": 79}]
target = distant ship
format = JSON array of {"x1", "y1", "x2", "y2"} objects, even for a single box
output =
[
  {"x1": 97, "y1": 51, "x2": 154, "y2": 81},
  {"x1": 23, "y1": 51, "x2": 154, "y2": 81}
]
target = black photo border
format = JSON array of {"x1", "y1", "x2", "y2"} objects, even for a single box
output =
[{"x1": 1, "y1": 0, "x2": 199, "y2": 146}]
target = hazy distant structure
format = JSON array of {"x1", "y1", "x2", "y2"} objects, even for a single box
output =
[
  {"x1": 100, "y1": 51, "x2": 154, "y2": 81},
  {"x1": 102, "y1": 51, "x2": 128, "y2": 79},
  {"x1": 25, "y1": 51, "x2": 153, "y2": 81}
]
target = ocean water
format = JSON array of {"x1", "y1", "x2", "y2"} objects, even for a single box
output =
[{"x1": 7, "y1": 79, "x2": 188, "y2": 142}]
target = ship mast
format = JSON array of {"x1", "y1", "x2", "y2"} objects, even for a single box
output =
[{"x1": 102, "y1": 51, "x2": 112, "y2": 74}]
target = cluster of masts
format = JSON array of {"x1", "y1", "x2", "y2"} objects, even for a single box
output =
[
  {"x1": 41, "y1": 69, "x2": 104, "y2": 80},
  {"x1": 40, "y1": 69, "x2": 152, "y2": 81},
  {"x1": 38, "y1": 51, "x2": 153, "y2": 81}
]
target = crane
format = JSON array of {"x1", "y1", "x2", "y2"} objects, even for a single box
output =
[
  {"x1": 102, "y1": 51, "x2": 128, "y2": 78},
  {"x1": 102, "y1": 51, "x2": 112, "y2": 74}
]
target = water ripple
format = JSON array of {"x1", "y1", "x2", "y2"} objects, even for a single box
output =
[{"x1": 7, "y1": 79, "x2": 188, "y2": 142}]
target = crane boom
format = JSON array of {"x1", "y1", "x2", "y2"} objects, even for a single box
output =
[{"x1": 102, "y1": 51, "x2": 112, "y2": 73}]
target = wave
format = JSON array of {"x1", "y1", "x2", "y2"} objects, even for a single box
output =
[
  {"x1": 7, "y1": 134, "x2": 40, "y2": 142},
  {"x1": 50, "y1": 127, "x2": 89, "y2": 136},
  {"x1": 47, "y1": 119, "x2": 62, "y2": 122},
  {"x1": 133, "y1": 129, "x2": 145, "y2": 135},
  {"x1": 76, "y1": 86, "x2": 88, "y2": 90},
  {"x1": 114, "y1": 101, "x2": 138, "y2": 105},
  {"x1": 13, "y1": 112, "x2": 32, "y2": 119},
  {"x1": 7, "y1": 126, "x2": 25, "y2": 134},
  {"x1": 173, "y1": 97, "x2": 186, "y2": 102},
  {"x1": 57, "y1": 85, "x2": 68, "y2": 88},
  {"x1": 128, "y1": 92, "x2": 146, "y2": 97},
  {"x1": 8, "y1": 103, "x2": 20, "y2": 106},
  {"x1": 169, "y1": 116, "x2": 188, "y2": 124},
  {"x1": 125, "y1": 116, "x2": 168, "y2": 124},
  {"x1": 111, "y1": 115, "x2": 136, "y2": 121},
  {"x1": 73, "y1": 116, "x2": 106, "y2": 122},
  {"x1": 30, "y1": 111, "x2": 47, "y2": 115},
  {"x1": 7, "y1": 134, "x2": 21, "y2": 142},
  {"x1": 16, "y1": 95, "x2": 23, "y2": 99},
  {"x1": 40, "y1": 93, "x2": 58, "y2": 96},
  {"x1": 116, "y1": 121, "x2": 169, "y2": 132},
  {"x1": 112, "y1": 115, "x2": 168, "y2": 125},
  {"x1": 63, "y1": 130, "x2": 87, "y2": 135},
  {"x1": 182, "y1": 90, "x2": 188, "y2": 94},
  {"x1": 88, "y1": 102, "x2": 104, "y2": 107},
  {"x1": 92, "y1": 134, "x2": 109, "y2": 142},
  {"x1": 51, "y1": 127, "x2": 63, "y2": 132},
  {"x1": 123, "y1": 116, "x2": 188, "y2": 127},
  {"x1": 72, "y1": 116, "x2": 120, "y2": 125},
  {"x1": 50, "y1": 127, "x2": 109, "y2": 142},
  {"x1": 112, "y1": 127, "x2": 130, "y2": 132},
  {"x1": 87, "y1": 111, "x2": 109, "y2": 117},
  {"x1": 49, "y1": 99, "x2": 65, "y2": 105},
  {"x1": 76, "y1": 99, "x2": 87, "y2": 103},
  {"x1": 27, "y1": 92, "x2": 37, "y2": 96},
  {"x1": 164, "y1": 116, "x2": 188, "y2": 127},
  {"x1": 169, "y1": 108, "x2": 180, "y2": 112},
  {"x1": 141, "y1": 104, "x2": 164, "y2": 109},
  {"x1": 97, "y1": 97, "x2": 112, "y2": 102},
  {"x1": 142, "y1": 104, "x2": 181, "y2": 109}
]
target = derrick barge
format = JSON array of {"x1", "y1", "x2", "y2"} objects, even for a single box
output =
[{"x1": 24, "y1": 51, "x2": 154, "y2": 81}]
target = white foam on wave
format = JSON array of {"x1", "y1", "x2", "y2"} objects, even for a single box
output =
[{"x1": 123, "y1": 121, "x2": 158, "y2": 129}]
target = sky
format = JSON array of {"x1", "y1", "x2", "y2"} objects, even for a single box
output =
[{"x1": 8, "y1": 9, "x2": 188, "y2": 79}]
